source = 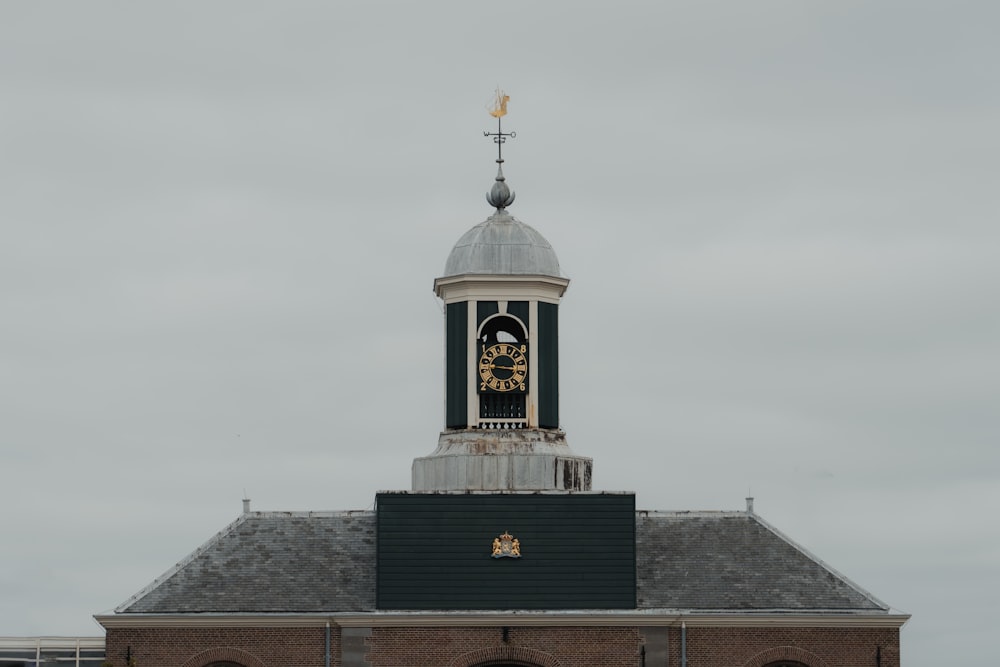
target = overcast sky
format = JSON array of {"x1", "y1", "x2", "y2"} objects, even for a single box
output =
[{"x1": 2, "y1": 2, "x2": 997, "y2": 665}]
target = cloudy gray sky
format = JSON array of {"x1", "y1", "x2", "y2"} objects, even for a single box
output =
[{"x1": 2, "y1": 2, "x2": 997, "y2": 665}]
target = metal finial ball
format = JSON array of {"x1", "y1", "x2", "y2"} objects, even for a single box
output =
[{"x1": 487, "y1": 182, "x2": 516, "y2": 209}]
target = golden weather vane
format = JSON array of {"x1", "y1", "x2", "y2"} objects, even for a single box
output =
[
  {"x1": 488, "y1": 88, "x2": 510, "y2": 118},
  {"x1": 483, "y1": 88, "x2": 516, "y2": 211},
  {"x1": 484, "y1": 88, "x2": 515, "y2": 163}
]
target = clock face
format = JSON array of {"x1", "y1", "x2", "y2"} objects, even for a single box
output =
[{"x1": 479, "y1": 343, "x2": 528, "y2": 392}]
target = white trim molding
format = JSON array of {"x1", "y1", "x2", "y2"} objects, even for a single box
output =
[
  {"x1": 434, "y1": 275, "x2": 570, "y2": 303},
  {"x1": 95, "y1": 610, "x2": 910, "y2": 630}
]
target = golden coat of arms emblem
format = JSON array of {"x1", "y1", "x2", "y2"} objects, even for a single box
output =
[{"x1": 491, "y1": 531, "x2": 521, "y2": 558}]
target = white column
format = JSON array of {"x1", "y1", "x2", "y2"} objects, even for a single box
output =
[
  {"x1": 528, "y1": 299, "x2": 539, "y2": 428},
  {"x1": 467, "y1": 299, "x2": 478, "y2": 428}
]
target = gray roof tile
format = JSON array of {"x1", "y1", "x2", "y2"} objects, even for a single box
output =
[
  {"x1": 118, "y1": 509, "x2": 887, "y2": 614},
  {"x1": 120, "y1": 512, "x2": 375, "y2": 613},
  {"x1": 636, "y1": 512, "x2": 887, "y2": 611}
]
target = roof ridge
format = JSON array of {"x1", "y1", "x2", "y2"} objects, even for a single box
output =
[
  {"x1": 748, "y1": 512, "x2": 890, "y2": 612},
  {"x1": 113, "y1": 512, "x2": 251, "y2": 613}
]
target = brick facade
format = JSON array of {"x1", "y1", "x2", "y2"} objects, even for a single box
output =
[
  {"x1": 677, "y1": 626, "x2": 900, "y2": 667},
  {"x1": 104, "y1": 627, "x2": 329, "y2": 667},
  {"x1": 367, "y1": 626, "x2": 640, "y2": 667},
  {"x1": 104, "y1": 624, "x2": 898, "y2": 667}
]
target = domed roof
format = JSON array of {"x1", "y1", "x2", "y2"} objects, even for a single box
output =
[{"x1": 442, "y1": 211, "x2": 562, "y2": 278}]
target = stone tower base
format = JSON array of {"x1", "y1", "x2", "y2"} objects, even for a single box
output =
[{"x1": 411, "y1": 429, "x2": 592, "y2": 492}]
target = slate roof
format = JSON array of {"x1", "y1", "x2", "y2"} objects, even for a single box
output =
[
  {"x1": 119, "y1": 512, "x2": 376, "y2": 613},
  {"x1": 117, "y1": 509, "x2": 886, "y2": 614},
  {"x1": 636, "y1": 512, "x2": 886, "y2": 611}
]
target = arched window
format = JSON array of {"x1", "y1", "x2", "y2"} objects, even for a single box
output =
[
  {"x1": 180, "y1": 648, "x2": 264, "y2": 667},
  {"x1": 479, "y1": 313, "x2": 527, "y2": 345},
  {"x1": 454, "y1": 645, "x2": 560, "y2": 667},
  {"x1": 476, "y1": 313, "x2": 530, "y2": 427}
]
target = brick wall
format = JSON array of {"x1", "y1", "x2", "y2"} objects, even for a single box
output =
[
  {"x1": 104, "y1": 623, "x2": 899, "y2": 667},
  {"x1": 675, "y1": 626, "x2": 901, "y2": 667},
  {"x1": 366, "y1": 626, "x2": 641, "y2": 667},
  {"x1": 104, "y1": 627, "x2": 330, "y2": 667}
]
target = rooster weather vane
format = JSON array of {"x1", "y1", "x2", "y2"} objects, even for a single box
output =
[{"x1": 484, "y1": 88, "x2": 516, "y2": 210}]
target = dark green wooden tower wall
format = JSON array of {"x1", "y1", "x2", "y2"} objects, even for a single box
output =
[
  {"x1": 477, "y1": 300, "x2": 498, "y2": 323},
  {"x1": 446, "y1": 300, "x2": 556, "y2": 429},
  {"x1": 445, "y1": 301, "x2": 467, "y2": 428},
  {"x1": 537, "y1": 301, "x2": 559, "y2": 428},
  {"x1": 376, "y1": 493, "x2": 636, "y2": 610}
]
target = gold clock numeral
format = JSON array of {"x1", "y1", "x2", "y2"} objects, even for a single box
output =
[{"x1": 478, "y1": 343, "x2": 528, "y2": 393}]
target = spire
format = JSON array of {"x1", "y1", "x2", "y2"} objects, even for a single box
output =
[{"x1": 484, "y1": 88, "x2": 516, "y2": 211}]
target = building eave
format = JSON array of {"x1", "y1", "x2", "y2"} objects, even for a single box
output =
[{"x1": 96, "y1": 610, "x2": 910, "y2": 630}]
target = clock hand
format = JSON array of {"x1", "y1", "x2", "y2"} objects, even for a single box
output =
[{"x1": 491, "y1": 364, "x2": 517, "y2": 370}]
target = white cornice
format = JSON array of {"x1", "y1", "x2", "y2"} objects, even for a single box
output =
[
  {"x1": 433, "y1": 274, "x2": 570, "y2": 302},
  {"x1": 95, "y1": 615, "x2": 332, "y2": 629},
  {"x1": 95, "y1": 611, "x2": 909, "y2": 630},
  {"x1": 332, "y1": 611, "x2": 910, "y2": 629}
]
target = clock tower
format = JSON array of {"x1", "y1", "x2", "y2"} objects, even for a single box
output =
[{"x1": 412, "y1": 98, "x2": 592, "y2": 492}]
